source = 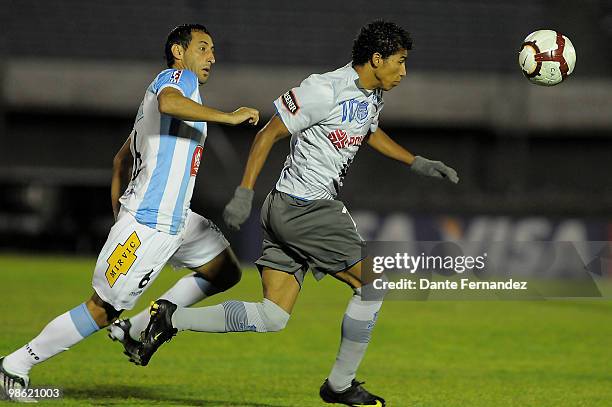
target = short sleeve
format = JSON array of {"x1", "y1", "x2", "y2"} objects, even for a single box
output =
[
  {"x1": 273, "y1": 74, "x2": 334, "y2": 134},
  {"x1": 152, "y1": 69, "x2": 198, "y2": 97}
]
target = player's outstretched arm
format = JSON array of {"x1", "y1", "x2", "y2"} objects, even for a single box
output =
[
  {"x1": 157, "y1": 87, "x2": 259, "y2": 126},
  {"x1": 239, "y1": 115, "x2": 290, "y2": 190},
  {"x1": 111, "y1": 133, "x2": 134, "y2": 220},
  {"x1": 367, "y1": 127, "x2": 459, "y2": 183},
  {"x1": 223, "y1": 115, "x2": 290, "y2": 230},
  {"x1": 367, "y1": 127, "x2": 415, "y2": 165}
]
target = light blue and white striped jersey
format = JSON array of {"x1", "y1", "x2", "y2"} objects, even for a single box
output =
[{"x1": 120, "y1": 68, "x2": 207, "y2": 235}]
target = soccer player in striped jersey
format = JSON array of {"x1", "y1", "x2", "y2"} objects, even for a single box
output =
[{"x1": 0, "y1": 23, "x2": 259, "y2": 402}]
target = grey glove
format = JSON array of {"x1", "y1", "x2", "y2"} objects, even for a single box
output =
[
  {"x1": 411, "y1": 156, "x2": 459, "y2": 184},
  {"x1": 223, "y1": 186, "x2": 255, "y2": 231}
]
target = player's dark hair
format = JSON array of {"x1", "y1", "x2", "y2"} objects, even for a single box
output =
[
  {"x1": 352, "y1": 20, "x2": 412, "y2": 66},
  {"x1": 165, "y1": 24, "x2": 211, "y2": 68}
]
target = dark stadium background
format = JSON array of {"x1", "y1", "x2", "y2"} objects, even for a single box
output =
[{"x1": 1, "y1": 0, "x2": 611, "y2": 262}]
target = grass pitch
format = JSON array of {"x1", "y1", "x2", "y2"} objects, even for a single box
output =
[{"x1": 1, "y1": 254, "x2": 612, "y2": 406}]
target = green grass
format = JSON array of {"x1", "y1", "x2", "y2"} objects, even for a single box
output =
[{"x1": 1, "y1": 253, "x2": 612, "y2": 406}]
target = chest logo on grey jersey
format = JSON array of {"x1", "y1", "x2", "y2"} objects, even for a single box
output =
[
  {"x1": 341, "y1": 99, "x2": 369, "y2": 125},
  {"x1": 327, "y1": 129, "x2": 365, "y2": 150}
]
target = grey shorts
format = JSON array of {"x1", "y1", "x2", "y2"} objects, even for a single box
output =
[{"x1": 255, "y1": 189, "x2": 365, "y2": 285}]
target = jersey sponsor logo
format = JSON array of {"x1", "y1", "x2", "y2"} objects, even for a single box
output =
[
  {"x1": 190, "y1": 145, "x2": 203, "y2": 176},
  {"x1": 341, "y1": 99, "x2": 370, "y2": 124},
  {"x1": 356, "y1": 102, "x2": 369, "y2": 123},
  {"x1": 170, "y1": 70, "x2": 183, "y2": 84},
  {"x1": 281, "y1": 90, "x2": 299, "y2": 115},
  {"x1": 327, "y1": 129, "x2": 348, "y2": 149},
  {"x1": 105, "y1": 231, "x2": 141, "y2": 288},
  {"x1": 327, "y1": 129, "x2": 365, "y2": 150}
]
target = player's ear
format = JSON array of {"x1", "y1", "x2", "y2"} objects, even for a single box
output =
[
  {"x1": 369, "y1": 52, "x2": 383, "y2": 69},
  {"x1": 171, "y1": 43, "x2": 185, "y2": 63}
]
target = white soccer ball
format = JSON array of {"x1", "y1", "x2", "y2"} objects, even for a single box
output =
[{"x1": 518, "y1": 30, "x2": 576, "y2": 86}]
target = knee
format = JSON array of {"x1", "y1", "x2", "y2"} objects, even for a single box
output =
[
  {"x1": 260, "y1": 299, "x2": 290, "y2": 332},
  {"x1": 263, "y1": 316, "x2": 288, "y2": 332},
  {"x1": 197, "y1": 254, "x2": 242, "y2": 292}
]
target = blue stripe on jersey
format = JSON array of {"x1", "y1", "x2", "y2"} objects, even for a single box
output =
[
  {"x1": 194, "y1": 121, "x2": 206, "y2": 133},
  {"x1": 190, "y1": 91, "x2": 206, "y2": 134},
  {"x1": 136, "y1": 134, "x2": 177, "y2": 228},
  {"x1": 170, "y1": 140, "x2": 197, "y2": 234}
]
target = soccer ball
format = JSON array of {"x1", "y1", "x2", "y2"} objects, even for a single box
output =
[{"x1": 518, "y1": 30, "x2": 576, "y2": 86}]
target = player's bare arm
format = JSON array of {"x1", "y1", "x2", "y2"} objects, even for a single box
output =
[
  {"x1": 159, "y1": 28, "x2": 259, "y2": 126},
  {"x1": 368, "y1": 127, "x2": 459, "y2": 183},
  {"x1": 111, "y1": 134, "x2": 133, "y2": 220},
  {"x1": 367, "y1": 127, "x2": 415, "y2": 165},
  {"x1": 157, "y1": 87, "x2": 259, "y2": 126},
  {"x1": 223, "y1": 115, "x2": 289, "y2": 230},
  {"x1": 239, "y1": 115, "x2": 290, "y2": 189}
]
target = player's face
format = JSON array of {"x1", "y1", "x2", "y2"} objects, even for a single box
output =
[
  {"x1": 376, "y1": 49, "x2": 408, "y2": 91},
  {"x1": 182, "y1": 31, "x2": 216, "y2": 85}
]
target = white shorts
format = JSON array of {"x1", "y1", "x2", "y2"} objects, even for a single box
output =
[{"x1": 92, "y1": 208, "x2": 230, "y2": 310}]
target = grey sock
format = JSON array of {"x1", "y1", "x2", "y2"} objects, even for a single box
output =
[
  {"x1": 172, "y1": 298, "x2": 290, "y2": 333},
  {"x1": 328, "y1": 290, "x2": 382, "y2": 392}
]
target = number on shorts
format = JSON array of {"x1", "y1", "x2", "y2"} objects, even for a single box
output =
[{"x1": 138, "y1": 269, "x2": 153, "y2": 289}]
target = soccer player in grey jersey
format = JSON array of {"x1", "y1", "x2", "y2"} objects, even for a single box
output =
[{"x1": 139, "y1": 21, "x2": 458, "y2": 406}]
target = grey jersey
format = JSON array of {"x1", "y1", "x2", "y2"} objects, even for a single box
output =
[{"x1": 273, "y1": 63, "x2": 384, "y2": 200}]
